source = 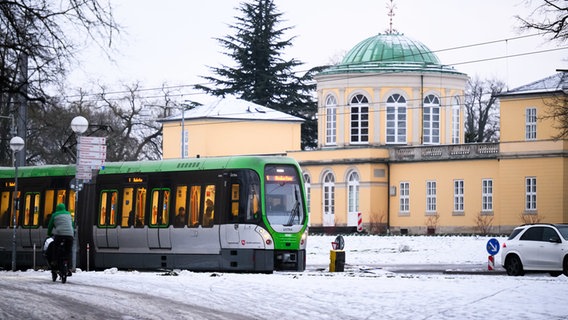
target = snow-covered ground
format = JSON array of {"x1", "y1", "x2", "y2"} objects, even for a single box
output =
[{"x1": 2, "y1": 235, "x2": 568, "y2": 320}]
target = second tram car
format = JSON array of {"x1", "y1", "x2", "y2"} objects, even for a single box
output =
[{"x1": 0, "y1": 156, "x2": 308, "y2": 272}]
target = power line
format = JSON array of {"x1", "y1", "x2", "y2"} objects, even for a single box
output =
[{"x1": 62, "y1": 32, "x2": 565, "y2": 103}]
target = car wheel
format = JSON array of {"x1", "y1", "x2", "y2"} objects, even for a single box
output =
[
  {"x1": 506, "y1": 255, "x2": 525, "y2": 276},
  {"x1": 563, "y1": 256, "x2": 568, "y2": 277}
]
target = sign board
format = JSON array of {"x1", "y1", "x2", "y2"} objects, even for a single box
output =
[
  {"x1": 486, "y1": 238, "x2": 500, "y2": 255},
  {"x1": 78, "y1": 144, "x2": 106, "y2": 153},
  {"x1": 77, "y1": 135, "x2": 107, "y2": 170},
  {"x1": 79, "y1": 136, "x2": 106, "y2": 145},
  {"x1": 79, "y1": 150, "x2": 106, "y2": 159},
  {"x1": 78, "y1": 158, "x2": 105, "y2": 167}
]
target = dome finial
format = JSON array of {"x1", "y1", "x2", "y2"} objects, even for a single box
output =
[{"x1": 386, "y1": 0, "x2": 397, "y2": 34}]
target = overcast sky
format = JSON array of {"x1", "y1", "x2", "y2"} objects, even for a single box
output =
[{"x1": 66, "y1": 0, "x2": 568, "y2": 103}]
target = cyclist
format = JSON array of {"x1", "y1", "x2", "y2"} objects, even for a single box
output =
[{"x1": 47, "y1": 203, "x2": 74, "y2": 282}]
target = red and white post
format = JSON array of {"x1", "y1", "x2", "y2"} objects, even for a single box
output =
[
  {"x1": 488, "y1": 255, "x2": 495, "y2": 271},
  {"x1": 357, "y1": 212, "x2": 363, "y2": 233}
]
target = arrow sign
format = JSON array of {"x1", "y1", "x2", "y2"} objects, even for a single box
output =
[
  {"x1": 78, "y1": 144, "x2": 107, "y2": 152},
  {"x1": 486, "y1": 238, "x2": 500, "y2": 255},
  {"x1": 79, "y1": 150, "x2": 106, "y2": 159},
  {"x1": 78, "y1": 158, "x2": 105, "y2": 167},
  {"x1": 80, "y1": 136, "x2": 106, "y2": 145}
]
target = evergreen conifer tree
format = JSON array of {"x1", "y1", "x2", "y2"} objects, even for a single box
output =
[{"x1": 196, "y1": 0, "x2": 320, "y2": 149}]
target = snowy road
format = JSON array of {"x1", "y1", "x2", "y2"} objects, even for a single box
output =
[{"x1": 2, "y1": 235, "x2": 568, "y2": 319}]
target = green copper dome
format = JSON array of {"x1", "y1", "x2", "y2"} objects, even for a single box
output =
[
  {"x1": 341, "y1": 33, "x2": 440, "y2": 65},
  {"x1": 317, "y1": 32, "x2": 463, "y2": 76}
]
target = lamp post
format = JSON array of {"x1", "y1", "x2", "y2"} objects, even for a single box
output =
[
  {"x1": 10, "y1": 136, "x2": 24, "y2": 271},
  {"x1": 70, "y1": 116, "x2": 89, "y2": 271}
]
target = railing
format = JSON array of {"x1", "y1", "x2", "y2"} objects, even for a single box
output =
[{"x1": 390, "y1": 143, "x2": 499, "y2": 161}]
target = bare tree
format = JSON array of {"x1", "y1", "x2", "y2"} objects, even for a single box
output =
[
  {"x1": 464, "y1": 77, "x2": 505, "y2": 143},
  {"x1": 516, "y1": 0, "x2": 568, "y2": 43},
  {"x1": 0, "y1": 0, "x2": 119, "y2": 166},
  {"x1": 475, "y1": 213, "x2": 494, "y2": 235},
  {"x1": 23, "y1": 83, "x2": 171, "y2": 165}
]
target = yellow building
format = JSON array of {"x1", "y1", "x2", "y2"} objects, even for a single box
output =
[
  {"x1": 161, "y1": 97, "x2": 303, "y2": 158},
  {"x1": 161, "y1": 34, "x2": 567, "y2": 235},
  {"x1": 289, "y1": 33, "x2": 567, "y2": 235}
]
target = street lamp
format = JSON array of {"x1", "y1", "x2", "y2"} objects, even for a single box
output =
[
  {"x1": 10, "y1": 136, "x2": 24, "y2": 271},
  {"x1": 71, "y1": 116, "x2": 89, "y2": 135},
  {"x1": 71, "y1": 116, "x2": 88, "y2": 271}
]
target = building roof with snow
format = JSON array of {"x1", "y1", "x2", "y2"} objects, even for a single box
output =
[
  {"x1": 498, "y1": 72, "x2": 568, "y2": 97},
  {"x1": 161, "y1": 97, "x2": 304, "y2": 123}
]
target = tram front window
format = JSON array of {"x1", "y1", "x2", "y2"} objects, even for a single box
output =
[{"x1": 264, "y1": 165, "x2": 305, "y2": 226}]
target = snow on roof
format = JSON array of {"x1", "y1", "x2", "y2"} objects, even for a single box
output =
[
  {"x1": 500, "y1": 72, "x2": 568, "y2": 96},
  {"x1": 162, "y1": 97, "x2": 304, "y2": 123}
]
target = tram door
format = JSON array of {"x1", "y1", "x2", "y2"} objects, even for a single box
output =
[
  {"x1": 95, "y1": 190, "x2": 119, "y2": 248},
  {"x1": 221, "y1": 174, "x2": 260, "y2": 249},
  {"x1": 147, "y1": 188, "x2": 172, "y2": 249},
  {"x1": 223, "y1": 180, "x2": 241, "y2": 247},
  {"x1": 19, "y1": 192, "x2": 42, "y2": 248}
]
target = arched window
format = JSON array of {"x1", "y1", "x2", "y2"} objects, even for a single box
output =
[
  {"x1": 452, "y1": 96, "x2": 461, "y2": 144},
  {"x1": 350, "y1": 94, "x2": 369, "y2": 144},
  {"x1": 423, "y1": 94, "x2": 440, "y2": 144},
  {"x1": 325, "y1": 95, "x2": 337, "y2": 145},
  {"x1": 303, "y1": 172, "x2": 311, "y2": 216},
  {"x1": 386, "y1": 94, "x2": 407, "y2": 144},
  {"x1": 322, "y1": 171, "x2": 335, "y2": 226},
  {"x1": 347, "y1": 170, "x2": 359, "y2": 216}
]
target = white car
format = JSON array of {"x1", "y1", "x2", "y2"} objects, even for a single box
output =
[{"x1": 501, "y1": 224, "x2": 568, "y2": 276}]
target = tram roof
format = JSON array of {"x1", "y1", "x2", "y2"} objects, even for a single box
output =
[{"x1": 0, "y1": 156, "x2": 298, "y2": 178}]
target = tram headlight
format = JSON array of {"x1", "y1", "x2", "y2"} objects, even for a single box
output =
[
  {"x1": 300, "y1": 230, "x2": 308, "y2": 247},
  {"x1": 256, "y1": 226, "x2": 274, "y2": 248}
]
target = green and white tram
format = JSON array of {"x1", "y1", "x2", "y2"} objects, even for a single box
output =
[{"x1": 0, "y1": 156, "x2": 308, "y2": 272}]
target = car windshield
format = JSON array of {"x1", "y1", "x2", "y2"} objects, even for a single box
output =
[{"x1": 556, "y1": 225, "x2": 568, "y2": 241}]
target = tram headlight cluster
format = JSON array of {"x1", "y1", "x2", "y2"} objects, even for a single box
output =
[{"x1": 256, "y1": 226, "x2": 274, "y2": 248}]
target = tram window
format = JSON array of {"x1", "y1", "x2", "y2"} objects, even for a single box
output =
[
  {"x1": 247, "y1": 179, "x2": 260, "y2": 222},
  {"x1": 231, "y1": 184, "x2": 240, "y2": 218},
  {"x1": 173, "y1": 185, "x2": 188, "y2": 228},
  {"x1": 150, "y1": 188, "x2": 170, "y2": 227},
  {"x1": 10, "y1": 191, "x2": 20, "y2": 227},
  {"x1": 68, "y1": 190, "x2": 76, "y2": 219},
  {"x1": 122, "y1": 188, "x2": 134, "y2": 227},
  {"x1": 202, "y1": 185, "x2": 215, "y2": 227},
  {"x1": 136, "y1": 188, "x2": 147, "y2": 227},
  {"x1": 99, "y1": 190, "x2": 118, "y2": 227},
  {"x1": 24, "y1": 193, "x2": 40, "y2": 227},
  {"x1": 189, "y1": 186, "x2": 201, "y2": 227},
  {"x1": 56, "y1": 190, "x2": 67, "y2": 207},
  {"x1": 0, "y1": 191, "x2": 10, "y2": 227},
  {"x1": 43, "y1": 190, "x2": 55, "y2": 227}
]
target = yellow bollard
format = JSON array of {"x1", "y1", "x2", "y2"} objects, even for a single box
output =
[{"x1": 329, "y1": 249, "x2": 345, "y2": 272}]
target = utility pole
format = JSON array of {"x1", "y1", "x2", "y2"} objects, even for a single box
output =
[{"x1": 15, "y1": 53, "x2": 28, "y2": 167}]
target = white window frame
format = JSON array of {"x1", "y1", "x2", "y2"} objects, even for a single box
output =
[
  {"x1": 451, "y1": 96, "x2": 460, "y2": 144},
  {"x1": 525, "y1": 107, "x2": 537, "y2": 140},
  {"x1": 347, "y1": 171, "x2": 360, "y2": 214},
  {"x1": 423, "y1": 95, "x2": 440, "y2": 145},
  {"x1": 525, "y1": 177, "x2": 537, "y2": 211},
  {"x1": 386, "y1": 94, "x2": 407, "y2": 144},
  {"x1": 399, "y1": 181, "x2": 410, "y2": 214},
  {"x1": 453, "y1": 179, "x2": 464, "y2": 213},
  {"x1": 482, "y1": 179, "x2": 493, "y2": 213},
  {"x1": 426, "y1": 180, "x2": 437, "y2": 213},
  {"x1": 325, "y1": 95, "x2": 337, "y2": 145},
  {"x1": 350, "y1": 94, "x2": 369, "y2": 144},
  {"x1": 323, "y1": 171, "x2": 335, "y2": 216}
]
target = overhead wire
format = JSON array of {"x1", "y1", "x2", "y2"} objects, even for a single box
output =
[{"x1": 62, "y1": 32, "x2": 567, "y2": 104}]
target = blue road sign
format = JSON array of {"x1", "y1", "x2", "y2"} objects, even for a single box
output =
[{"x1": 486, "y1": 238, "x2": 500, "y2": 255}]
